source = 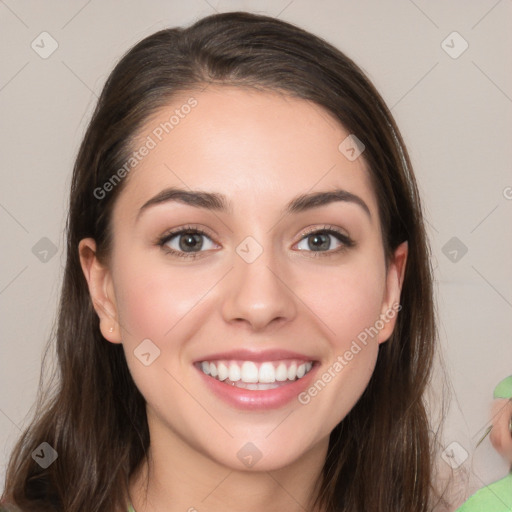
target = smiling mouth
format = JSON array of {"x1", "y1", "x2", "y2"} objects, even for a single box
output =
[{"x1": 195, "y1": 359, "x2": 315, "y2": 390}]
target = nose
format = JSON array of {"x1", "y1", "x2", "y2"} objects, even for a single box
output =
[{"x1": 220, "y1": 240, "x2": 297, "y2": 332}]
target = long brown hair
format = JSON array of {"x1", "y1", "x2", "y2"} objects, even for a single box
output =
[{"x1": 2, "y1": 11, "x2": 441, "y2": 511}]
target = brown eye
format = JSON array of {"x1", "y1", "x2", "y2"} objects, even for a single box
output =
[
  {"x1": 175, "y1": 231, "x2": 205, "y2": 252},
  {"x1": 296, "y1": 228, "x2": 354, "y2": 254},
  {"x1": 158, "y1": 227, "x2": 218, "y2": 259}
]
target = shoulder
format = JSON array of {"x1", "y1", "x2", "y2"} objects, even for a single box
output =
[
  {"x1": 494, "y1": 374, "x2": 512, "y2": 398},
  {"x1": 455, "y1": 472, "x2": 512, "y2": 512}
]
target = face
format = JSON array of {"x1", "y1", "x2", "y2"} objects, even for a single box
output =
[{"x1": 80, "y1": 85, "x2": 407, "y2": 472}]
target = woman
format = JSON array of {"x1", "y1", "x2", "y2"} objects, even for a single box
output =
[{"x1": 1, "y1": 11, "x2": 441, "y2": 512}]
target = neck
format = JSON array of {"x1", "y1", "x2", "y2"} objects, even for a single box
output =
[{"x1": 129, "y1": 410, "x2": 328, "y2": 512}]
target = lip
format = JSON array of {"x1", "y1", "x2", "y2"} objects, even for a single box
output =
[
  {"x1": 193, "y1": 348, "x2": 316, "y2": 363},
  {"x1": 194, "y1": 360, "x2": 319, "y2": 410}
]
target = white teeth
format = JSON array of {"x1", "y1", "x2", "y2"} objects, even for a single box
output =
[
  {"x1": 287, "y1": 363, "x2": 297, "y2": 380},
  {"x1": 228, "y1": 362, "x2": 241, "y2": 382},
  {"x1": 199, "y1": 359, "x2": 314, "y2": 385},
  {"x1": 258, "y1": 362, "x2": 276, "y2": 383},
  {"x1": 275, "y1": 362, "x2": 288, "y2": 381},
  {"x1": 217, "y1": 362, "x2": 229, "y2": 381},
  {"x1": 240, "y1": 361, "x2": 259, "y2": 383}
]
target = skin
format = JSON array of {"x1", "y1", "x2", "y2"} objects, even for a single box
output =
[
  {"x1": 79, "y1": 86, "x2": 408, "y2": 512},
  {"x1": 490, "y1": 399, "x2": 512, "y2": 464}
]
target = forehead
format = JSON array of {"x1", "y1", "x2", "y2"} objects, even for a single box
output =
[{"x1": 115, "y1": 85, "x2": 378, "y2": 222}]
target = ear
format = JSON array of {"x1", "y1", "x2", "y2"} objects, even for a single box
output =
[
  {"x1": 377, "y1": 240, "x2": 408, "y2": 344},
  {"x1": 78, "y1": 238, "x2": 122, "y2": 344}
]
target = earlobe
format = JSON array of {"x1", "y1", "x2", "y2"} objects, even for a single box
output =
[
  {"x1": 78, "y1": 238, "x2": 122, "y2": 344},
  {"x1": 377, "y1": 240, "x2": 408, "y2": 344}
]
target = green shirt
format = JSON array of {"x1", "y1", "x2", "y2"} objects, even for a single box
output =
[
  {"x1": 494, "y1": 375, "x2": 512, "y2": 399},
  {"x1": 455, "y1": 471, "x2": 512, "y2": 511}
]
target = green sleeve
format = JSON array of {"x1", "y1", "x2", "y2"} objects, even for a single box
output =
[
  {"x1": 454, "y1": 472, "x2": 512, "y2": 511},
  {"x1": 494, "y1": 375, "x2": 512, "y2": 399}
]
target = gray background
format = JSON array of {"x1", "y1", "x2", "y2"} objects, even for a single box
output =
[{"x1": 1, "y1": 0, "x2": 511, "y2": 507}]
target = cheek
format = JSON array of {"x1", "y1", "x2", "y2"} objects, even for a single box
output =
[
  {"x1": 113, "y1": 253, "x2": 212, "y2": 343},
  {"x1": 112, "y1": 257, "x2": 214, "y2": 399},
  {"x1": 301, "y1": 254, "x2": 387, "y2": 349},
  {"x1": 292, "y1": 251, "x2": 386, "y2": 415},
  {"x1": 295, "y1": 261, "x2": 386, "y2": 428}
]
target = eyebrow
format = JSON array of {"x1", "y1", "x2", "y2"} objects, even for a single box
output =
[{"x1": 137, "y1": 186, "x2": 372, "y2": 221}]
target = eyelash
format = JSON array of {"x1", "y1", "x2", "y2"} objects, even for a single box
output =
[{"x1": 156, "y1": 224, "x2": 355, "y2": 260}]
